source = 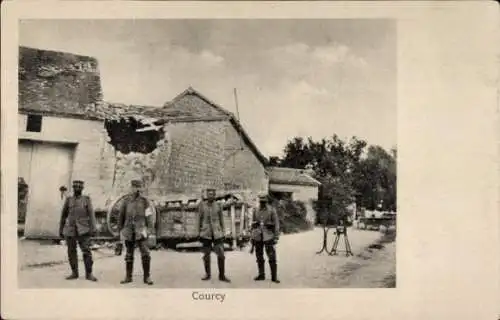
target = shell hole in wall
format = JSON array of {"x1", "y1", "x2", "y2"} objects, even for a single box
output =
[{"x1": 104, "y1": 117, "x2": 165, "y2": 154}]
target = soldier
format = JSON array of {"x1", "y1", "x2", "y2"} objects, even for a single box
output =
[
  {"x1": 251, "y1": 194, "x2": 280, "y2": 283},
  {"x1": 58, "y1": 180, "x2": 98, "y2": 281},
  {"x1": 118, "y1": 179, "x2": 154, "y2": 285},
  {"x1": 198, "y1": 188, "x2": 231, "y2": 282}
]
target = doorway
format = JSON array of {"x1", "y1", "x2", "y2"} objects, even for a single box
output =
[{"x1": 18, "y1": 140, "x2": 76, "y2": 238}]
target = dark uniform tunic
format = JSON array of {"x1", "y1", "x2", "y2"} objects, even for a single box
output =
[
  {"x1": 198, "y1": 200, "x2": 226, "y2": 259},
  {"x1": 60, "y1": 195, "x2": 96, "y2": 237},
  {"x1": 118, "y1": 194, "x2": 153, "y2": 261},
  {"x1": 59, "y1": 195, "x2": 96, "y2": 276},
  {"x1": 252, "y1": 205, "x2": 280, "y2": 266}
]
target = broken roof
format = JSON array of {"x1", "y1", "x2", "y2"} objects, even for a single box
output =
[
  {"x1": 97, "y1": 88, "x2": 268, "y2": 165},
  {"x1": 267, "y1": 166, "x2": 322, "y2": 187},
  {"x1": 18, "y1": 46, "x2": 103, "y2": 120},
  {"x1": 18, "y1": 47, "x2": 268, "y2": 165}
]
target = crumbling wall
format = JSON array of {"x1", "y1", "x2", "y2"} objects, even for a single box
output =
[
  {"x1": 104, "y1": 117, "x2": 171, "y2": 200},
  {"x1": 102, "y1": 118, "x2": 232, "y2": 202}
]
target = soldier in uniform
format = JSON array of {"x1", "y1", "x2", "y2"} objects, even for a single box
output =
[
  {"x1": 58, "y1": 180, "x2": 98, "y2": 281},
  {"x1": 118, "y1": 180, "x2": 154, "y2": 285},
  {"x1": 198, "y1": 188, "x2": 231, "y2": 282},
  {"x1": 251, "y1": 194, "x2": 280, "y2": 283}
]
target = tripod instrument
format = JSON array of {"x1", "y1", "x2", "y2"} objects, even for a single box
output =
[{"x1": 329, "y1": 225, "x2": 353, "y2": 256}]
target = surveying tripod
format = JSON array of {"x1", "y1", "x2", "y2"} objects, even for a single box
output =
[{"x1": 329, "y1": 224, "x2": 353, "y2": 256}]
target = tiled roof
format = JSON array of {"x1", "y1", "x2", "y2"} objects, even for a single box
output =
[
  {"x1": 93, "y1": 102, "x2": 189, "y2": 122},
  {"x1": 164, "y1": 87, "x2": 233, "y2": 118},
  {"x1": 18, "y1": 46, "x2": 103, "y2": 119},
  {"x1": 267, "y1": 167, "x2": 321, "y2": 187}
]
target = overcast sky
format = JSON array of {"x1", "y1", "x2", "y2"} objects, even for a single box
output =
[{"x1": 19, "y1": 19, "x2": 396, "y2": 157}]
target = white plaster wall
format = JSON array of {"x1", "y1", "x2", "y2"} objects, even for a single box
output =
[{"x1": 18, "y1": 114, "x2": 114, "y2": 208}]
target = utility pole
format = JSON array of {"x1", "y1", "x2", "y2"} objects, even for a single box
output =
[{"x1": 233, "y1": 88, "x2": 241, "y2": 122}]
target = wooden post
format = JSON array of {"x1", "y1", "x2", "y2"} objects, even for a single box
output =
[
  {"x1": 182, "y1": 199, "x2": 188, "y2": 238},
  {"x1": 230, "y1": 204, "x2": 236, "y2": 248},
  {"x1": 239, "y1": 204, "x2": 246, "y2": 237},
  {"x1": 248, "y1": 207, "x2": 253, "y2": 232}
]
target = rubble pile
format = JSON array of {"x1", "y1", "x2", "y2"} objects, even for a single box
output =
[{"x1": 103, "y1": 116, "x2": 172, "y2": 200}]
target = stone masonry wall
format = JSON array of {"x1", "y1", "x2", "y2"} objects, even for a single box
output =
[
  {"x1": 222, "y1": 123, "x2": 268, "y2": 195},
  {"x1": 162, "y1": 120, "x2": 226, "y2": 197},
  {"x1": 108, "y1": 119, "x2": 268, "y2": 201}
]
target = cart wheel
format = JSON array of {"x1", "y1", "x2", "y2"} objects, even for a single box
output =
[{"x1": 106, "y1": 198, "x2": 125, "y2": 238}]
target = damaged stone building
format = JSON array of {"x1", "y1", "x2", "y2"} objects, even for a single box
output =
[
  {"x1": 18, "y1": 46, "x2": 318, "y2": 239},
  {"x1": 99, "y1": 87, "x2": 270, "y2": 202}
]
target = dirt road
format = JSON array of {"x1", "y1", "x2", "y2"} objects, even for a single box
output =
[{"x1": 19, "y1": 227, "x2": 395, "y2": 288}]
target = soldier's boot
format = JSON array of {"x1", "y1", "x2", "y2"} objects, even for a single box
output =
[
  {"x1": 217, "y1": 257, "x2": 231, "y2": 283},
  {"x1": 253, "y1": 260, "x2": 266, "y2": 281},
  {"x1": 120, "y1": 261, "x2": 133, "y2": 284},
  {"x1": 201, "y1": 256, "x2": 211, "y2": 281},
  {"x1": 65, "y1": 271, "x2": 79, "y2": 280},
  {"x1": 142, "y1": 256, "x2": 153, "y2": 285},
  {"x1": 83, "y1": 254, "x2": 98, "y2": 282},
  {"x1": 270, "y1": 261, "x2": 280, "y2": 284},
  {"x1": 65, "y1": 256, "x2": 79, "y2": 280}
]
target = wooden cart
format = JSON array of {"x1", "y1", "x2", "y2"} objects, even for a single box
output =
[
  {"x1": 155, "y1": 193, "x2": 253, "y2": 250},
  {"x1": 104, "y1": 192, "x2": 254, "y2": 250}
]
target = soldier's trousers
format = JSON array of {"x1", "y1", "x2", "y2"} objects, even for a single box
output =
[
  {"x1": 66, "y1": 234, "x2": 93, "y2": 275},
  {"x1": 200, "y1": 238, "x2": 226, "y2": 277},
  {"x1": 254, "y1": 240, "x2": 276, "y2": 264},
  {"x1": 201, "y1": 238, "x2": 225, "y2": 260},
  {"x1": 124, "y1": 239, "x2": 151, "y2": 262}
]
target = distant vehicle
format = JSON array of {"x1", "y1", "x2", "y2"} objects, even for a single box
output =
[{"x1": 356, "y1": 210, "x2": 396, "y2": 231}]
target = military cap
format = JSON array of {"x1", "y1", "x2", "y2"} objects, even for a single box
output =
[{"x1": 131, "y1": 179, "x2": 143, "y2": 187}]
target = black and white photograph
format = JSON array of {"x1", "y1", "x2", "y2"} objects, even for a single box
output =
[
  {"x1": 3, "y1": 3, "x2": 498, "y2": 319},
  {"x1": 16, "y1": 18, "x2": 397, "y2": 289}
]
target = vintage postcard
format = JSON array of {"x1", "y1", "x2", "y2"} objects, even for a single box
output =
[{"x1": 1, "y1": 1, "x2": 498, "y2": 320}]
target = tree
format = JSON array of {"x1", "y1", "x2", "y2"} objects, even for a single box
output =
[
  {"x1": 274, "y1": 134, "x2": 397, "y2": 223},
  {"x1": 278, "y1": 135, "x2": 370, "y2": 224},
  {"x1": 280, "y1": 137, "x2": 313, "y2": 169},
  {"x1": 353, "y1": 145, "x2": 397, "y2": 211}
]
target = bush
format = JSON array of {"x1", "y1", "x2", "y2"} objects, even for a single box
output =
[{"x1": 271, "y1": 200, "x2": 311, "y2": 234}]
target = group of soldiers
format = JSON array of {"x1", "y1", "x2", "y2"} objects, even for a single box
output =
[{"x1": 58, "y1": 179, "x2": 281, "y2": 285}]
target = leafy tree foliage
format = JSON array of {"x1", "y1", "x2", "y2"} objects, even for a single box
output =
[{"x1": 272, "y1": 135, "x2": 396, "y2": 225}]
